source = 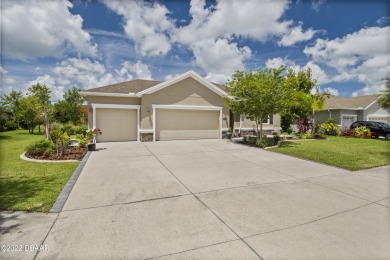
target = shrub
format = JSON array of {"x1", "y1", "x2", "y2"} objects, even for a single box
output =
[
  {"x1": 75, "y1": 125, "x2": 88, "y2": 136},
  {"x1": 354, "y1": 126, "x2": 371, "y2": 138},
  {"x1": 60, "y1": 123, "x2": 76, "y2": 135},
  {"x1": 50, "y1": 129, "x2": 62, "y2": 144},
  {"x1": 320, "y1": 119, "x2": 339, "y2": 135},
  {"x1": 286, "y1": 128, "x2": 293, "y2": 134},
  {"x1": 0, "y1": 119, "x2": 19, "y2": 132},
  {"x1": 340, "y1": 129, "x2": 355, "y2": 137},
  {"x1": 243, "y1": 135, "x2": 280, "y2": 148},
  {"x1": 25, "y1": 139, "x2": 55, "y2": 157},
  {"x1": 50, "y1": 122, "x2": 63, "y2": 131},
  {"x1": 76, "y1": 134, "x2": 87, "y2": 148},
  {"x1": 297, "y1": 117, "x2": 310, "y2": 134},
  {"x1": 301, "y1": 133, "x2": 313, "y2": 139}
]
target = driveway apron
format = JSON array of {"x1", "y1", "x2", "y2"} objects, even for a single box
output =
[{"x1": 31, "y1": 140, "x2": 390, "y2": 259}]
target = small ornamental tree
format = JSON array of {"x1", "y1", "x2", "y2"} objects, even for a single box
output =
[
  {"x1": 29, "y1": 83, "x2": 52, "y2": 139},
  {"x1": 223, "y1": 66, "x2": 290, "y2": 141},
  {"x1": 378, "y1": 78, "x2": 390, "y2": 109}
]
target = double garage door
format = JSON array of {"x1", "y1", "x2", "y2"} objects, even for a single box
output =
[
  {"x1": 156, "y1": 109, "x2": 220, "y2": 141},
  {"x1": 95, "y1": 108, "x2": 220, "y2": 142}
]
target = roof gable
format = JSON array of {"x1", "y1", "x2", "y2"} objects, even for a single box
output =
[
  {"x1": 324, "y1": 94, "x2": 380, "y2": 110},
  {"x1": 137, "y1": 71, "x2": 227, "y2": 97}
]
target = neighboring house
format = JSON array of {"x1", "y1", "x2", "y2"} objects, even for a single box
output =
[
  {"x1": 314, "y1": 94, "x2": 390, "y2": 129},
  {"x1": 80, "y1": 71, "x2": 280, "y2": 142}
]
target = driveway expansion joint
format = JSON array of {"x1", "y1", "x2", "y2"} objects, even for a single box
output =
[
  {"x1": 242, "y1": 200, "x2": 386, "y2": 240},
  {"x1": 142, "y1": 142, "x2": 265, "y2": 260}
]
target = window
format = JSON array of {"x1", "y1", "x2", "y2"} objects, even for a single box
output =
[{"x1": 259, "y1": 115, "x2": 273, "y2": 124}]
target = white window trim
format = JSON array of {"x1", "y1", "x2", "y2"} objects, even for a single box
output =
[
  {"x1": 91, "y1": 103, "x2": 141, "y2": 142},
  {"x1": 152, "y1": 104, "x2": 223, "y2": 142}
]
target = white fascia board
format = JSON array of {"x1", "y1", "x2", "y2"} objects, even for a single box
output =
[
  {"x1": 365, "y1": 99, "x2": 378, "y2": 110},
  {"x1": 137, "y1": 70, "x2": 228, "y2": 97},
  {"x1": 80, "y1": 91, "x2": 141, "y2": 98},
  {"x1": 91, "y1": 103, "x2": 141, "y2": 109},
  {"x1": 152, "y1": 104, "x2": 222, "y2": 111}
]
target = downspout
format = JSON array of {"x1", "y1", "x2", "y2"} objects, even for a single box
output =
[{"x1": 328, "y1": 110, "x2": 332, "y2": 119}]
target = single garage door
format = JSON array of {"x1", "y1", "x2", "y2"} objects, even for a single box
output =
[
  {"x1": 96, "y1": 108, "x2": 137, "y2": 142},
  {"x1": 156, "y1": 109, "x2": 220, "y2": 141}
]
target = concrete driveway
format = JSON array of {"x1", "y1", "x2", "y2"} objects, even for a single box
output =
[{"x1": 2, "y1": 140, "x2": 389, "y2": 259}]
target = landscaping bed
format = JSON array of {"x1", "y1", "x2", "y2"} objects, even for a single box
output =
[{"x1": 26, "y1": 147, "x2": 87, "y2": 161}]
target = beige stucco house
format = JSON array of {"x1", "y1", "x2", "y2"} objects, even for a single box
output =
[{"x1": 81, "y1": 71, "x2": 280, "y2": 142}]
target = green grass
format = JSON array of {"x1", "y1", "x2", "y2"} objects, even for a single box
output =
[
  {"x1": 0, "y1": 130, "x2": 79, "y2": 212},
  {"x1": 271, "y1": 136, "x2": 390, "y2": 171}
]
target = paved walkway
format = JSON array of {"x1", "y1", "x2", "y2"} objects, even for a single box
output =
[{"x1": 1, "y1": 140, "x2": 389, "y2": 259}]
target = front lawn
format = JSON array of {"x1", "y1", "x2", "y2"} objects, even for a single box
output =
[
  {"x1": 270, "y1": 136, "x2": 390, "y2": 171},
  {"x1": 0, "y1": 130, "x2": 79, "y2": 212}
]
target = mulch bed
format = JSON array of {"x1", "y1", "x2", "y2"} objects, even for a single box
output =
[{"x1": 27, "y1": 147, "x2": 87, "y2": 161}]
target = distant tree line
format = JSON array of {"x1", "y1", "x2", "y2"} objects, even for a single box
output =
[{"x1": 0, "y1": 84, "x2": 86, "y2": 134}]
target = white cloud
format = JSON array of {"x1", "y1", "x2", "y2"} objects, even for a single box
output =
[
  {"x1": 115, "y1": 61, "x2": 152, "y2": 80},
  {"x1": 192, "y1": 38, "x2": 251, "y2": 80},
  {"x1": 1, "y1": 0, "x2": 97, "y2": 60},
  {"x1": 265, "y1": 58, "x2": 329, "y2": 84},
  {"x1": 25, "y1": 58, "x2": 152, "y2": 101},
  {"x1": 279, "y1": 23, "x2": 317, "y2": 46},
  {"x1": 304, "y1": 26, "x2": 389, "y2": 96},
  {"x1": 103, "y1": 0, "x2": 174, "y2": 56},
  {"x1": 311, "y1": 0, "x2": 326, "y2": 12},
  {"x1": 0, "y1": 66, "x2": 7, "y2": 74},
  {"x1": 175, "y1": 0, "x2": 292, "y2": 44},
  {"x1": 172, "y1": 0, "x2": 314, "y2": 79},
  {"x1": 324, "y1": 87, "x2": 339, "y2": 96},
  {"x1": 352, "y1": 81, "x2": 386, "y2": 97}
]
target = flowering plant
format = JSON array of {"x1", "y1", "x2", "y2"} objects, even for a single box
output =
[{"x1": 86, "y1": 128, "x2": 103, "y2": 143}]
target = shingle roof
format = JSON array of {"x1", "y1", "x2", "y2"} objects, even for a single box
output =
[
  {"x1": 325, "y1": 94, "x2": 380, "y2": 109},
  {"x1": 85, "y1": 79, "x2": 162, "y2": 94},
  {"x1": 85, "y1": 79, "x2": 226, "y2": 94}
]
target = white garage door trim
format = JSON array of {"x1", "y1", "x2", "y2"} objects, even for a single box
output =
[
  {"x1": 91, "y1": 103, "x2": 141, "y2": 142},
  {"x1": 152, "y1": 104, "x2": 223, "y2": 142}
]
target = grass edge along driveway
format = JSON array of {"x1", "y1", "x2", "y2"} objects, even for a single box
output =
[
  {"x1": 270, "y1": 136, "x2": 390, "y2": 171},
  {"x1": 0, "y1": 130, "x2": 79, "y2": 212}
]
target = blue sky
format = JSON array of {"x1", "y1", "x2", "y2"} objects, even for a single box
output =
[{"x1": 1, "y1": 0, "x2": 389, "y2": 101}]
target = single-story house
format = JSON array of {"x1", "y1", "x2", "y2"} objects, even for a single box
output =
[
  {"x1": 314, "y1": 94, "x2": 390, "y2": 129},
  {"x1": 80, "y1": 71, "x2": 280, "y2": 142}
]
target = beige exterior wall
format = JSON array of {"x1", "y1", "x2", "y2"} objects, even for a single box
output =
[
  {"x1": 233, "y1": 114, "x2": 281, "y2": 131},
  {"x1": 141, "y1": 77, "x2": 229, "y2": 130},
  {"x1": 86, "y1": 96, "x2": 140, "y2": 129}
]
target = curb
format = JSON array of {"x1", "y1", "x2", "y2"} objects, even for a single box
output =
[
  {"x1": 50, "y1": 151, "x2": 92, "y2": 213},
  {"x1": 20, "y1": 152, "x2": 80, "y2": 163}
]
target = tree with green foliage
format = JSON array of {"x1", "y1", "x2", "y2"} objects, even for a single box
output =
[
  {"x1": 18, "y1": 96, "x2": 41, "y2": 133},
  {"x1": 309, "y1": 86, "x2": 329, "y2": 133},
  {"x1": 378, "y1": 78, "x2": 390, "y2": 109},
  {"x1": 281, "y1": 67, "x2": 316, "y2": 132},
  {"x1": 28, "y1": 83, "x2": 51, "y2": 139},
  {"x1": 0, "y1": 89, "x2": 23, "y2": 124},
  {"x1": 53, "y1": 87, "x2": 85, "y2": 124},
  {"x1": 223, "y1": 66, "x2": 289, "y2": 141},
  {"x1": 281, "y1": 67, "x2": 329, "y2": 134}
]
